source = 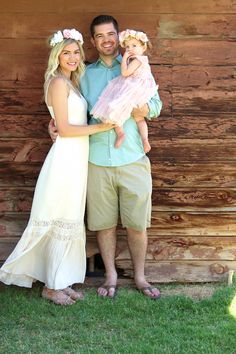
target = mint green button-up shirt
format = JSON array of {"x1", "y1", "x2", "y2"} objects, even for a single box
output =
[{"x1": 80, "y1": 54, "x2": 162, "y2": 167}]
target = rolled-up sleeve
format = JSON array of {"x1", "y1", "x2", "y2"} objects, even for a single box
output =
[{"x1": 147, "y1": 90, "x2": 162, "y2": 120}]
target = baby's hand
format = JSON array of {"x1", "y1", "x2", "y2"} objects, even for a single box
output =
[{"x1": 123, "y1": 51, "x2": 131, "y2": 59}]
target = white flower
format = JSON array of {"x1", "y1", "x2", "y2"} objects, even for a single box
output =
[
  {"x1": 50, "y1": 30, "x2": 63, "y2": 47},
  {"x1": 137, "y1": 32, "x2": 148, "y2": 43}
]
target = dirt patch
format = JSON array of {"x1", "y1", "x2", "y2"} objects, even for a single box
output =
[{"x1": 161, "y1": 284, "x2": 218, "y2": 300}]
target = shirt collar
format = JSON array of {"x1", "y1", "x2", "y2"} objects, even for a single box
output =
[{"x1": 95, "y1": 54, "x2": 122, "y2": 67}]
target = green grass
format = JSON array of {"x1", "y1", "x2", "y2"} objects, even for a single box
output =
[{"x1": 0, "y1": 282, "x2": 236, "y2": 354}]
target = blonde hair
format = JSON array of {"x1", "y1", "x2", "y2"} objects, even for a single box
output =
[
  {"x1": 44, "y1": 38, "x2": 85, "y2": 98},
  {"x1": 124, "y1": 37, "x2": 152, "y2": 55}
]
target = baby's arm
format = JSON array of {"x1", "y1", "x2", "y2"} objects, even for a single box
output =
[{"x1": 121, "y1": 52, "x2": 142, "y2": 77}]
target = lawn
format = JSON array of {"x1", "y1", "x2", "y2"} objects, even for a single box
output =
[{"x1": 0, "y1": 281, "x2": 236, "y2": 354}]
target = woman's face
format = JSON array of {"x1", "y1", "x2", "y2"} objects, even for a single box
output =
[{"x1": 58, "y1": 42, "x2": 80, "y2": 77}]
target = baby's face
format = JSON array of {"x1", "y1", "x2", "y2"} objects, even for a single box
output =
[{"x1": 124, "y1": 38, "x2": 145, "y2": 56}]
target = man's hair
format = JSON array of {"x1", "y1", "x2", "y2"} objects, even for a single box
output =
[{"x1": 90, "y1": 15, "x2": 119, "y2": 37}]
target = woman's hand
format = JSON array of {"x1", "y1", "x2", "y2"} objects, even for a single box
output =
[{"x1": 98, "y1": 123, "x2": 116, "y2": 132}]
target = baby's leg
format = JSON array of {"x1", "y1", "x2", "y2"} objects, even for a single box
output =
[
  {"x1": 135, "y1": 117, "x2": 151, "y2": 153},
  {"x1": 114, "y1": 126, "x2": 126, "y2": 148}
]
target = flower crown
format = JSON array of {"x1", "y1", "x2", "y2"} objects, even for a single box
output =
[
  {"x1": 119, "y1": 29, "x2": 149, "y2": 48},
  {"x1": 50, "y1": 29, "x2": 84, "y2": 47}
]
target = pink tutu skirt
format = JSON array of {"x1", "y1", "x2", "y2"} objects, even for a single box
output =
[{"x1": 91, "y1": 75, "x2": 157, "y2": 126}]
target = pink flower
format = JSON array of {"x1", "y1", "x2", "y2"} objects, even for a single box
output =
[{"x1": 63, "y1": 29, "x2": 71, "y2": 39}]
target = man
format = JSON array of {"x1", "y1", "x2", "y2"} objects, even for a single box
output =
[{"x1": 50, "y1": 15, "x2": 162, "y2": 299}]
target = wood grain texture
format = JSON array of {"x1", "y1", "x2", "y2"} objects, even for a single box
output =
[
  {"x1": 1, "y1": 211, "x2": 236, "y2": 238},
  {"x1": 1, "y1": 161, "x2": 236, "y2": 188},
  {"x1": 1, "y1": 13, "x2": 236, "y2": 39},
  {"x1": 0, "y1": 115, "x2": 49, "y2": 138},
  {"x1": 152, "y1": 188, "x2": 236, "y2": 211},
  {"x1": 151, "y1": 162, "x2": 236, "y2": 188},
  {"x1": 0, "y1": 163, "x2": 41, "y2": 186},
  {"x1": 0, "y1": 139, "x2": 50, "y2": 163},
  {"x1": 2, "y1": 138, "x2": 236, "y2": 164},
  {"x1": 1, "y1": 186, "x2": 236, "y2": 212},
  {"x1": 0, "y1": 38, "x2": 235, "y2": 65},
  {"x1": 1, "y1": 0, "x2": 235, "y2": 14},
  {"x1": 0, "y1": 89, "x2": 46, "y2": 114},
  {"x1": 149, "y1": 139, "x2": 236, "y2": 163},
  {"x1": 148, "y1": 115, "x2": 236, "y2": 139},
  {"x1": 117, "y1": 260, "x2": 234, "y2": 282}
]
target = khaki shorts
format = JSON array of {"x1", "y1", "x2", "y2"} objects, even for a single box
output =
[{"x1": 87, "y1": 156, "x2": 152, "y2": 232}]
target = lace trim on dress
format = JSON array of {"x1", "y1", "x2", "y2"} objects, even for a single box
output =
[{"x1": 29, "y1": 219, "x2": 85, "y2": 241}]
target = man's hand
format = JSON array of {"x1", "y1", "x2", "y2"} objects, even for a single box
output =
[
  {"x1": 132, "y1": 104, "x2": 149, "y2": 121},
  {"x1": 48, "y1": 118, "x2": 58, "y2": 142}
]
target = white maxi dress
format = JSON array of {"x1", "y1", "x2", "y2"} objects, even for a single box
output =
[{"x1": 0, "y1": 88, "x2": 89, "y2": 290}]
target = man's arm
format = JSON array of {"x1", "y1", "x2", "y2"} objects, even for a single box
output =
[{"x1": 146, "y1": 91, "x2": 162, "y2": 119}]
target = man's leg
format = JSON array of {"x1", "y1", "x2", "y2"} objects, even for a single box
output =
[
  {"x1": 87, "y1": 163, "x2": 119, "y2": 298},
  {"x1": 127, "y1": 227, "x2": 160, "y2": 298},
  {"x1": 96, "y1": 227, "x2": 118, "y2": 297}
]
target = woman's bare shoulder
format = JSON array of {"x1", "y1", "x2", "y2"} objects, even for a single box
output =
[{"x1": 49, "y1": 76, "x2": 68, "y2": 90}]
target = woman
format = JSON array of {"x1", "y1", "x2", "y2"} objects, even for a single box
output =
[{"x1": 0, "y1": 29, "x2": 114, "y2": 305}]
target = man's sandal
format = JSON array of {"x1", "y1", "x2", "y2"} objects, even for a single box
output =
[
  {"x1": 97, "y1": 285, "x2": 117, "y2": 299},
  {"x1": 137, "y1": 286, "x2": 161, "y2": 300}
]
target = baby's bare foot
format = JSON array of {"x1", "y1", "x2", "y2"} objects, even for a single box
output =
[
  {"x1": 142, "y1": 139, "x2": 151, "y2": 153},
  {"x1": 115, "y1": 133, "x2": 125, "y2": 148}
]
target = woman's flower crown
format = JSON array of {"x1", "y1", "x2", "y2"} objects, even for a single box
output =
[
  {"x1": 119, "y1": 29, "x2": 149, "y2": 48},
  {"x1": 50, "y1": 29, "x2": 84, "y2": 47}
]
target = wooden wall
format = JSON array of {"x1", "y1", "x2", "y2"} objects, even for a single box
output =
[{"x1": 1, "y1": 0, "x2": 236, "y2": 282}]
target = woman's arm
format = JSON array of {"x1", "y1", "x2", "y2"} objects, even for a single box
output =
[
  {"x1": 48, "y1": 78, "x2": 114, "y2": 137},
  {"x1": 121, "y1": 52, "x2": 142, "y2": 77}
]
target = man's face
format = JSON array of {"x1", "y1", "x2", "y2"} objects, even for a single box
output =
[{"x1": 91, "y1": 22, "x2": 119, "y2": 58}]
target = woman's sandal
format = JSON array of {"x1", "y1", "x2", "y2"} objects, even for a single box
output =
[
  {"x1": 42, "y1": 287, "x2": 75, "y2": 305},
  {"x1": 63, "y1": 287, "x2": 84, "y2": 301}
]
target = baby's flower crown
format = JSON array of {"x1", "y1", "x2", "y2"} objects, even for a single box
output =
[
  {"x1": 119, "y1": 29, "x2": 149, "y2": 48},
  {"x1": 50, "y1": 29, "x2": 84, "y2": 47}
]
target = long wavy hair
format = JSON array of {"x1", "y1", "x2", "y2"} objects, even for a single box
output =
[{"x1": 44, "y1": 38, "x2": 85, "y2": 98}]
